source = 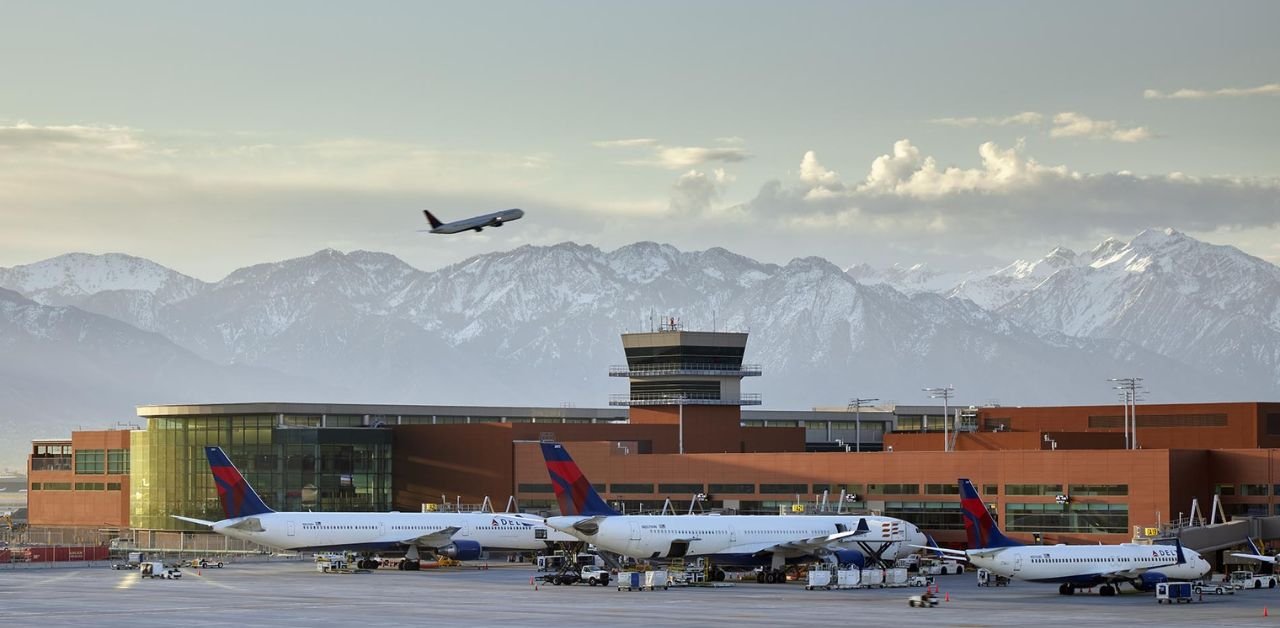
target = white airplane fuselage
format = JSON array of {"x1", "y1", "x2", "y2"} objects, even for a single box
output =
[
  {"x1": 429, "y1": 209, "x2": 524, "y2": 234},
  {"x1": 547, "y1": 514, "x2": 927, "y2": 567},
  {"x1": 967, "y1": 543, "x2": 1210, "y2": 585},
  {"x1": 210, "y1": 511, "x2": 574, "y2": 553}
]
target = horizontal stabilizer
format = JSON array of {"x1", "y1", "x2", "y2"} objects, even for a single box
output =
[
  {"x1": 910, "y1": 544, "x2": 968, "y2": 558},
  {"x1": 1232, "y1": 552, "x2": 1278, "y2": 564},
  {"x1": 171, "y1": 515, "x2": 216, "y2": 527}
]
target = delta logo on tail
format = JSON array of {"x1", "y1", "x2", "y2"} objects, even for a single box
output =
[
  {"x1": 539, "y1": 442, "x2": 619, "y2": 517},
  {"x1": 959, "y1": 478, "x2": 1019, "y2": 549},
  {"x1": 206, "y1": 446, "x2": 275, "y2": 519}
]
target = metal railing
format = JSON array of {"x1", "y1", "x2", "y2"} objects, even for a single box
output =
[
  {"x1": 608, "y1": 364, "x2": 762, "y2": 377},
  {"x1": 608, "y1": 393, "x2": 763, "y2": 406}
]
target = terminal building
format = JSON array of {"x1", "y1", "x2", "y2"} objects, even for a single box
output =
[{"x1": 22, "y1": 325, "x2": 1280, "y2": 555}]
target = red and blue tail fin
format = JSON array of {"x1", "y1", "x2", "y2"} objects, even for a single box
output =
[
  {"x1": 960, "y1": 478, "x2": 1020, "y2": 549},
  {"x1": 206, "y1": 447, "x2": 274, "y2": 519},
  {"x1": 540, "y1": 442, "x2": 619, "y2": 517}
]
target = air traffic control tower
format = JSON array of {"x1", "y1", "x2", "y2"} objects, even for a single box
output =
[{"x1": 609, "y1": 319, "x2": 761, "y2": 453}]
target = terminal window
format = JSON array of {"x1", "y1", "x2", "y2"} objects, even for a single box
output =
[
  {"x1": 658, "y1": 483, "x2": 705, "y2": 494},
  {"x1": 74, "y1": 450, "x2": 105, "y2": 474},
  {"x1": 1005, "y1": 484, "x2": 1063, "y2": 496},
  {"x1": 1005, "y1": 502, "x2": 1128, "y2": 534},
  {"x1": 865, "y1": 484, "x2": 920, "y2": 495},
  {"x1": 610, "y1": 484, "x2": 655, "y2": 494},
  {"x1": 1068, "y1": 484, "x2": 1128, "y2": 496},
  {"x1": 1214, "y1": 484, "x2": 1236, "y2": 496},
  {"x1": 518, "y1": 483, "x2": 553, "y2": 493},
  {"x1": 885, "y1": 501, "x2": 964, "y2": 530},
  {"x1": 107, "y1": 449, "x2": 129, "y2": 474},
  {"x1": 759, "y1": 484, "x2": 807, "y2": 494},
  {"x1": 1241, "y1": 484, "x2": 1269, "y2": 496},
  {"x1": 709, "y1": 483, "x2": 756, "y2": 494},
  {"x1": 925, "y1": 484, "x2": 960, "y2": 495}
]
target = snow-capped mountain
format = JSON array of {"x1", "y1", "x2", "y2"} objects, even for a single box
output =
[
  {"x1": 2, "y1": 231, "x2": 1278, "y2": 468},
  {"x1": 998, "y1": 228, "x2": 1280, "y2": 383},
  {"x1": 0, "y1": 287, "x2": 322, "y2": 470}
]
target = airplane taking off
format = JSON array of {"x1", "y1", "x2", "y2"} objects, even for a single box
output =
[
  {"x1": 173, "y1": 447, "x2": 574, "y2": 569},
  {"x1": 538, "y1": 442, "x2": 928, "y2": 583},
  {"x1": 923, "y1": 479, "x2": 1210, "y2": 596},
  {"x1": 421, "y1": 208, "x2": 524, "y2": 234}
]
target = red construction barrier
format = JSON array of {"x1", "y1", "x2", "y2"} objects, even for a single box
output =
[{"x1": 24, "y1": 546, "x2": 109, "y2": 562}]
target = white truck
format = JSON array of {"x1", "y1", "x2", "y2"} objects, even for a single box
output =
[
  {"x1": 139, "y1": 561, "x2": 182, "y2": 579},
  {"x1": 1230, "y1": 570, "x2": 1278, "y2": 589},
  {"x1": 112, "y1": 551, "x2": 145, "y2": 570},
  {"x1": 920, "y1": 558, "x2": 965, "y2": 576}
]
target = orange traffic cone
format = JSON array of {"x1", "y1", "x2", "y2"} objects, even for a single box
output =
[
  {"x1": 1264, "y1": 607, "x2": 1269, "y2": 617},
  {"x1": 944, "y1": 592, "x2": 950, "y2": 602}
]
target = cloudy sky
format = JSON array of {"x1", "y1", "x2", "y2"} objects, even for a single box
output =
[{"x1": 1, "y1": 1, "x2": 1277, "y2": 280}]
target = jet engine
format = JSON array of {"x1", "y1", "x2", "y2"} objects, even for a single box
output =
[{"x1": 438, "y1": 540, "x2": 483, "y2": 561}]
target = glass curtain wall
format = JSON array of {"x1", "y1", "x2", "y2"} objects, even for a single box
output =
[{"x1": 131, "y1": 415, "x2": 392, "y2": 530}]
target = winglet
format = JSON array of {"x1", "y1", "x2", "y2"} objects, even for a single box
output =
[
  {"x1": 1175, "y1": 538, "x2": 1187, "y2": 565},
  {"x1": 1249, "y1": 537, "x2": 1264, "y2": 556},
  {"x1": 960, "y1": 479, "x2": 1021, "y2": 549},
  {"x1": 539, "y1": 442, "x2": 619, "y2": 517},
  {"x1": 423, "y1": 210, "x2": 443, "y2": 229},
  {"x1": 206, "y1": 446, "x2": 274, "y2": 518}
]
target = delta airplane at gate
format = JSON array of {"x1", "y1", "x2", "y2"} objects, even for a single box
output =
[
  {"x1": 925, "y1": 479, "x2": 1211, "y2": 596},
  {"x1": 175, "y1": 447, "x2": 575, "y2": 569},
  {"x1": 539, "y1": 442, "x2": 928, "y2": 583}
]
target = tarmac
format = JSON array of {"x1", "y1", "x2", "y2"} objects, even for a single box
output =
[{"x1": 1, "y1": 560, "x2": 1278, "y2": 627}]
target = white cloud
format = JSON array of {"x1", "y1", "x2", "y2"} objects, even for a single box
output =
[
  {"x1": 929, "y1": 112, "x2": 1044, "y2": 128},
  {"x1": 0, "y1": 121, "x2": 147, "y2": 153},
  {"x1": 739, "y1": 139, "x2": 1280, "y2": 247},
  {"x1": 1144, "y1": 83, "x2": 1280, "y2": 100},
  {"x1": 592, "y1": 138, "x2": 659, "y2": 148},
  {"x1": 594, "y1": 136, "x2": 751, "y2": 169},
  {"x1": 670, "y1": 168, "x2": 734, "y2": 213},
  {"x1": 1050, "y1": 112, "x2": 1151, "y2": 143}
]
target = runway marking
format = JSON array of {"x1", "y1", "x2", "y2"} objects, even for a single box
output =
[{"x1": 115, "y1": 572, "x2": 139, "y2": 590}]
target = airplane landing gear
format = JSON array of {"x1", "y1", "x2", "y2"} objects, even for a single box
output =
[
  {"x1": 1058, "y1": 583, "x2": 1076, "y2": 595},
  {"x1": 1099, "y1": 584, "x2": 1116, "y2": 596}
]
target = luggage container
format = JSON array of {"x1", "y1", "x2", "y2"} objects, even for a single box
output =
[
  {"x1": 884, "y1": 568, "x2": 909, "y2": 587},
  {"x1": 859, "y1": 569, "x2": 885, "y2": 588},
  {"x1": 835, "y1": 569, "x2": 861, "y2": 589},
  {"x1": 1156, "y1": 582, "x2": 1193, "y2": 603},
  {"x1": 806, "y1": 569, "x2": 834, "y2": 590}
]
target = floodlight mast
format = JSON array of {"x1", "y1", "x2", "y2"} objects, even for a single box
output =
[
  {"x1": 1108, "y1": 377, "x2": 1145, "y2": 450},
  {"x1": 923, "y1": 386, "x2": 955, "y2": 451},
  {"x1": 847, "y1": 397, "x2": 880, "y2": 453}
]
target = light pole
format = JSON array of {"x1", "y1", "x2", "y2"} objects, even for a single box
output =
[
  {"x1": 1108, "y1": 378, "x2": 1144, "y2": 449},
  {"x1": 923, "y1": 386, "x2": 956, "y2": 451},
  {"x1": 847, "y1": 398, "x2": 879, "y2": 453}
]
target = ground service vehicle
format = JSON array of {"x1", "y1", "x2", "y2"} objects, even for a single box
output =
[
  {"x1": 139, "y1": 561, "x2": 182, "y2": 579},
  {"x1": 1230, "y1": 570, "x2": 1278, "y2": 589},
  {"x1": 1156, "y1": 582, "x2": 1193, "y2": 603},
  {"x1": 1192, "y1": 580, "x2": 1234, "y2": 595},
  {"x1": 538, "y1": 566, "x2": 611, "y2": 586},
  {"x1": 977, "y1": 568, "x2": 1010, "y2": 587},
  {"x1": 908, "y1": 592, "x2": 938, "y2": 607}
]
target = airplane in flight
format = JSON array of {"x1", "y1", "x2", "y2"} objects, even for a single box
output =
[
  {"x1": 173, "y1": 447, "x2": 575, "y2": 570},
  {"x1": 923, "y1": 479, "x2": 1210, "y2": 596},
  {"x1": 538, "y1": 442, "x2": 928, "y2": 583},
  {"x1": 421, "y1": 208, "x2": 524, "y2": 234}
]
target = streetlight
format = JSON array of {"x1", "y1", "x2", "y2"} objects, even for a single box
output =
[
  {"x1": 923, "y1": 386, "x2": 955, "y2": 451},
  {"x1": 847, "y1": 397, "x2": 879, "y2": 453}
]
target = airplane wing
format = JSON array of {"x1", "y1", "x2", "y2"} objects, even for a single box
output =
[
  {"x1": 749, "y1": 530, "x2": 859, "y2": 557},
  {"x1": 910, "y1": 544, "x2": 969, "y2": 559},
  {"x1": 402, "y1": 526, "x2": 461, "y2": 548},
  {"x1": 1232, "y1": 553, "x2": 1278, "y2": 564},
  {"x1": 171, "y1": 515, "x2": 217, "y2": 527}
]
